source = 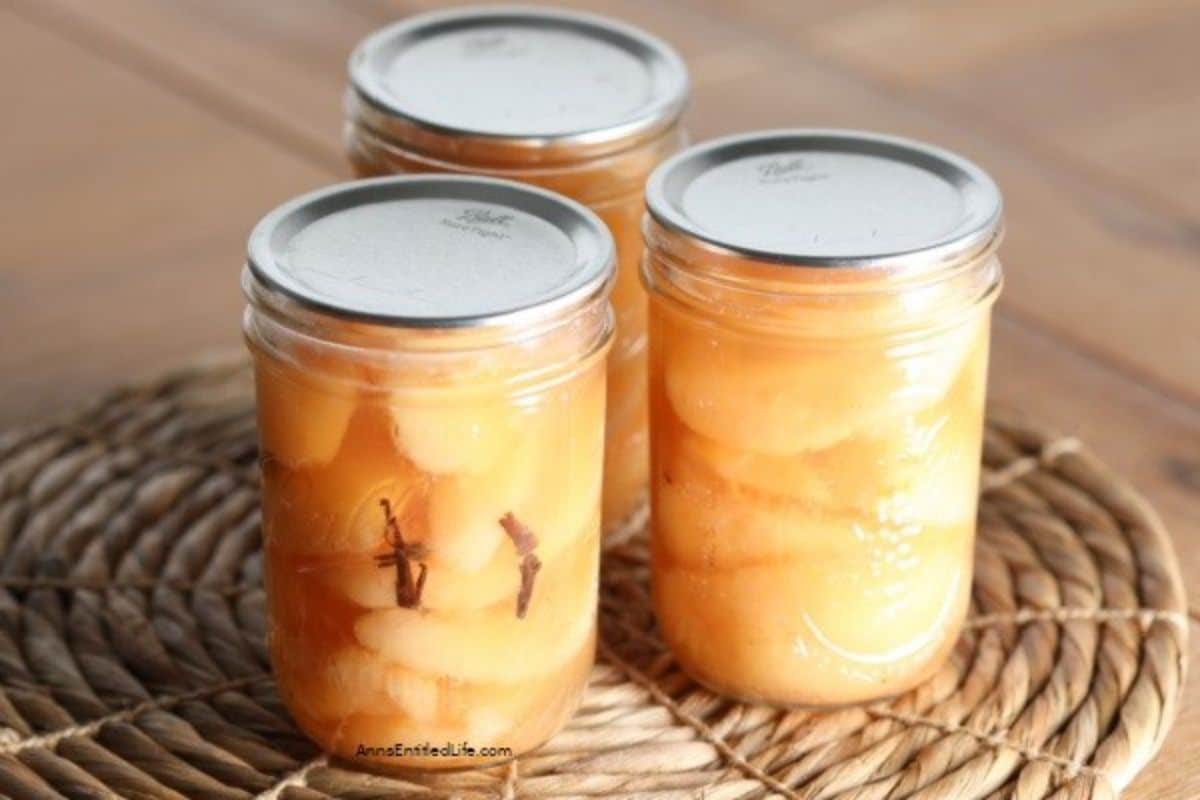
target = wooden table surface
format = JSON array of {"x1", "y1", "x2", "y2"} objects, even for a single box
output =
[{"x1": 2, "y1": 0, "x2": 1197, "y2": 795}]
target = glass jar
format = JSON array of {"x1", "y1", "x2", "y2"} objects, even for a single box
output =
[
  {"x1": 642, "y1": 131, "x2": 1003, "y2": 706},
  {"x1": 242, "y1": 176, "x2": 614, "y2": 769},
  {"x1": 344, "y1": 7, "x2": 689, "y2": 529}
]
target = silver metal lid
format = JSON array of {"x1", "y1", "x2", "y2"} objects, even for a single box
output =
[
  {"x1": 348, "y1": 6, "x2": 688, "y2": 160},
  {"x1": 645, "y1": 130, "x2": 1003, "y2": 268},
  {"x1": 246, "y1": 175, "x2": 614, "y2": 328}
]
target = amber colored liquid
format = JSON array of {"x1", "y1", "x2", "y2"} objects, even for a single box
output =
[
  {"x1": 348, "y1": 131, "x2": 675, "y2": 530},
  {"x1": 254, "y1": 347, "x2": 604, "y2": 769},
  {"x1": 647, "y1": 284, "x2": 989, "y2": 706}
]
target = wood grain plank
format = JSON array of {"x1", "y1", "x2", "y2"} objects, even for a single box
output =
[
  {"x1": 685, "y1": 0, "x2": 891, "y2": 29},
  {"x1": 11, "y1": 0, "x2": 365, "y2": 175},
  {"x1": 926, "y1": 4, "x2": 1200, "y2": 221},
  {"x1": 0, "y1": 8, "x2": 332, "y2": 424},
  {"x1": 804, "y1": 0, "x2": 1197, "y2": 85}
]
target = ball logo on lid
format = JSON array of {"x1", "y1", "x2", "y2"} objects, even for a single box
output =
[
  {"x1": 755, "y1": 157, "x2": 829, "y2": 186},
  {"x1": 461, "y1": 32, "x2": 529, "y2": 59},
  {"x1": 440, "y1": 206, "x2": 516, "y2": 241}
]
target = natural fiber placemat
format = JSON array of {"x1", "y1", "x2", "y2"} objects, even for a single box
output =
[{"x1": 0, "y1": 358, "x2": 1185, "y2": 800}]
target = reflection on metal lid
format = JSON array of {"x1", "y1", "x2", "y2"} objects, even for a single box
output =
[
  {"x1": 645, "y1": 129, "x2": 1003, "y2": 268},
  {"x1": 349, "y1": 6, "x2": 688, "y2": 158},
  {"x1": 247, "y1": 175, "x2": 614, "y2": 328}
]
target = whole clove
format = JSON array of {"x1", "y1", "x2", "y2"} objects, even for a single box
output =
[
  {"x1": 375, "y1": 498, "x2": 428, "y2": 609},
  {"x1": 499, "y1": 512, "x2": 542, "y2": 619}
]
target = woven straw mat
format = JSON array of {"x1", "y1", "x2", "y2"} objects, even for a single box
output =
[{"x1": 0, "y1": 357, "x2": 1186, "y2": 800}]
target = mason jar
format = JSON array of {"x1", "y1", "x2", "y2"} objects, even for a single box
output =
[
  {"x1": 642, "y1": 130, "x2": 1003, "y2": 706},
  {"x1": 243, "y1": 176, "x2": 614, "y2": 769},
  {"x1": 344, "y1": 6, "x2": 689, "y2": 529}
]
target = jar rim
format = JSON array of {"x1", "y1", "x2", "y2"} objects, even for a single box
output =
[
  {"x1": 641, "y1": 214, "x2": 1003, "y2": 340},
  {"x1": 243, "y1": 294, "x2": 615, "y2": 399}
]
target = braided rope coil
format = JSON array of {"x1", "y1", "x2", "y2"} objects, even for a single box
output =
[{"x1": 0, "y1": 357, "x2": 1186, "y2": 799}]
